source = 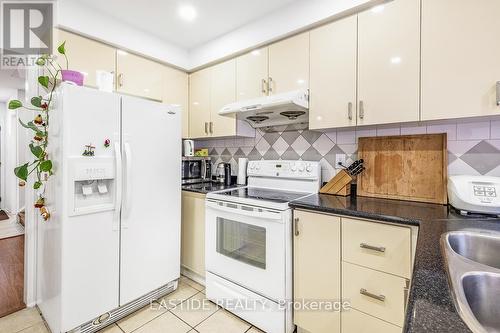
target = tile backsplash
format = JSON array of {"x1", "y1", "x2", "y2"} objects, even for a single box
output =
[{"x1": 194, "y1": 117, "x2": 500, "y2": 183}]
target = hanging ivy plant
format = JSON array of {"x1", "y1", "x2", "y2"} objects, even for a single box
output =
[{"x1": 8, "y1": 41, "x2": 69, "y2": 221}]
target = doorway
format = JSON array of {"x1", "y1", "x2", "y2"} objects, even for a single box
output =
[{"x1": 0, "y1": 95, "x2": 27, "y2": 318}]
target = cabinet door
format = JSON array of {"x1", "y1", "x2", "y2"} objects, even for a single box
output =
[
  {"x1": 236, "y1": 47, "x2": 269, "y2": 100},
  {"x1": 181, "y1": 191, "x2": 206, "y2": 277},
  {"x1": 189, "y1": 68, "x2": 211, "y2": 138},
  {"x1": 294, "y1": 210, "x2": 341, "y2": 333},
  {"x1": 54, "y1": 29, "x2": 115, "y2": 88},
  {"x1": 310, "y1": 16, "x2": 357, "y2": 130},
  {"x1": 116, "y1": 51, "x2": 164, "y2": 101},
  {"x1": 268, "y1": 33, "x2": 310, "y2": 94},
  {"x1": 357, "y1": 0, "x2": 420, "y2": 125},
  {"x1": 163, "y1": 67, "x2": 189, "y2": 138},
  {"x1": 210, "y1": 59, "x2": 237, "y2": 137},
  {"x1": 421, "y1": 0, "x2": 500, "y2": 120}
]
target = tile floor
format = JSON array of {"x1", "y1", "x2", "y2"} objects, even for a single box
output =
[{"x1": 0, "y1": 276, "x2": 265, "y2": 333}]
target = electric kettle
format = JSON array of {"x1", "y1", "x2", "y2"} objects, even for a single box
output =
[{"x1": 183, "y1": 140, "x2": 194, "y2": 157}]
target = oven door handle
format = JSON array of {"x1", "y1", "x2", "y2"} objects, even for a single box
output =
[{"x1": 206, "y1": 200, "x2": 283, "y2": 221}]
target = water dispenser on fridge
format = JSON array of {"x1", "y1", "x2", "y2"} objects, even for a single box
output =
[{"x1": 68, "y1": 156, "x2": 116, "y2": 216}]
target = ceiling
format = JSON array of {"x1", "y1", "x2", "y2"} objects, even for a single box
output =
[{"x1": 74, "y1": 0, "x2": 302, "y2": 50}]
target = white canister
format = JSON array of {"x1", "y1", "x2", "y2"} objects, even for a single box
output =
[{"x1": 237, "y1": 158, "x2": 248, "y2": 185}]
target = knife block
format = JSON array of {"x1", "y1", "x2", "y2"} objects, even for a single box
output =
[{"x1": 320, "y1": 169, "x2": 353, "y2": 196}]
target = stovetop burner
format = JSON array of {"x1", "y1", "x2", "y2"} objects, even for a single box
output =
[{"x1": 215, "y1": 187, "x2": 309, "y2": 203}]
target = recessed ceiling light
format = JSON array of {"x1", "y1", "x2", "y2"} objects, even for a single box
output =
[
  {"x1": 251, "y1": 50, "x2": 260, "y2": 56},
  {"x1": 117, "y1": 50, "x2": 128, "y2": 56},
  {"x1": 178, "y1": 5, "x2": 197, "y2": 21}
]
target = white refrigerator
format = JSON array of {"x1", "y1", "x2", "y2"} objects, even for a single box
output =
[{"x1": 37, "y1": 84, "x2": 181, "y2": 333}]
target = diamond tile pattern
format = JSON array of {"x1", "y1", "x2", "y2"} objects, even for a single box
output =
[
  {"x1": 460, "y1": 141, "x2": 500, "y2": 175},
  {"x1": 194, "y1": 119, "x2": 500, "y2": 182}
]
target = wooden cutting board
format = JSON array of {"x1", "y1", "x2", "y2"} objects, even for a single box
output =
[{"x1": 357, "y1": 134, "x2": 447, "y2": 204}]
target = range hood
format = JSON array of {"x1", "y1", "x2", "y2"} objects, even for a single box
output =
[{"x1": 219, "y1": 89, "x2": 309, "y2": 130}]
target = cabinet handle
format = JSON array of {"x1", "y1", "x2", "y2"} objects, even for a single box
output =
[
  {"x1": 268, "y1": 77, "x2": 273, "y2": 94},
  {"x1": 360, "y1": 243, "x2": 386, "y2": 253},
  {"x1": 261, "y1": 79, "x2": 267, "y2": 94},
  {"x1": 118, "y1": 73, "x2": 124, "y2": 88},
  {"x1": 209, "y1": 122, "x2": 213, "y2": 134},
  {"x1": 360, "y1": 288, "x2": 386, "y2": 302},
  {"x1": 204, "y1": 122, "x2": 208, "y2": 135},
  {"x1": 348, "y1": 102, "x2": 353, "y2": 120},
  {"x1": 294, "y1": 217, "x2": 299, "y2": 236},
  {"x1": 496, "y1": 81, "x2": 500, "y2": 106},
  {"x1": 359, "y1": 100, "x2": 364, "y2": 119}
]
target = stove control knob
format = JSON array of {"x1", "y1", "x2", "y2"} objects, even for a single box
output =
[
  {"x1": 306, "y1": 165, "x2": 313, "y2": 172},
  {"x1": 298, "y1": 164, "x2": 305, "y2": 172},
  {"x1": 291, "y1": 163, "x2": 297, "y2": 172},
  {"x1": 255, "y1": 164, "x2": 261, "y2": 170},
  {"x1": 249, "y1": 163, "x2": 255, "y2": 170}
]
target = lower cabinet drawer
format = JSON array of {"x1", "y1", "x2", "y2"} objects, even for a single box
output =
[
  {"x1": 342, "y1": 262, "x2": 408, "y2": 327},
  {"x1": 342, "y1": 308, "x2": 402, "y2": 333},
  {"x1": 342, "y1": 217, "x2": 412, "y2": 278}
]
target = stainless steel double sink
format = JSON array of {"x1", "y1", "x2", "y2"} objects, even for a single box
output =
[{"x1": 441, "y1": 231, "x2": 500, "y2": 333}]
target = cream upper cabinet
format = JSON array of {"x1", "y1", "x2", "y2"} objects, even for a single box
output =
[
  {"x1": 181, "y1": 191, "x2": 206, "y2": 277},
  {"x1": 116, "y1": 51, "x2": 164, "y2": 101},
  {"x1": 189, "y1": 68, "x2": 211, "y2": 138},
  {"x1": 54, "y1": 29, "x2": 115, "y2": 88},
  {"x1": 294, "y1": 210, "x2": 341, "y2": 333},
  {"x1": 210, "y1": 59, "x2": 237, "y2": 137},
  {"x1": 163, "y1": 67, "x2": 189, "y2": 138},
  {"x1": 357, "y1": 0, "x2": 420, "y2": 126},
  {"x1": 421, "y1": 0, "x2": 500, "y2": 120},
  {"x1": 236, "y1": 47, "x2": 269, "y2": 100},
  {"x1": 309, "y1": 16, "x2": 357, "y2": 130},
  {"x1": 268, "y1": 33, "x2": 310, "y2": 94}
]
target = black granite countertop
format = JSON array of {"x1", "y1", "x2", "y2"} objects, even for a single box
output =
[
  {"x1": 181, "y1": 182, "x2": 243, "y2": 194},
  {"x1": 289, "y1": 194, "x2": 500, "y2": 333}
]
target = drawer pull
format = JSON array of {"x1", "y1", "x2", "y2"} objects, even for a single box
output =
[
  {"x1": 360, "y1": 288, "x2": 386, "y2": 302},
  {"x1": 360, "y1": 243, "x2": 386, "y2": 253}
]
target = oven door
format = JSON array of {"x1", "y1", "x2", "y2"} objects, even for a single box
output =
[{"x1": 205, "y1": 199, "x2": 288, "y2": 302}]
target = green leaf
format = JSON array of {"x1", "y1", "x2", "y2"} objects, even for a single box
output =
[
  {"x1": 40, "y1": 160, "x2": 52, "y2": 172},
  {"x1": 18, "y1": 119, "x2": 39, "y2": 132},
  {"x1": 31, "y1": 96, "x2": 42, "y2": 107},
  {"x1": 14, "y1": 163, "x2": 29, "y2": 181},
  {"x1": 35, "y1": 57, "x2": 45, "y2": 66},
  {"x1": 38, "y1": 76, "x2": 49, "y2": 88},
  {"x1": 29, "y1": 143, "x2": 43, "y2": 158},
  {"x1": 8, "y1": 100, "x2": 22, "y2": 109},
  {"x1": 36, "y1": 131, "x2": 47, "y2": 137},
  {"x1": 33, "y1": 181, "x2": 42, "y2": 190},
  {"x1": 57, "y1": 41, "x2": 66, "y2": 55}
]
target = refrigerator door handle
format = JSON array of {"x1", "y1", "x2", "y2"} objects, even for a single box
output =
[
  {"x1": 113, "y1": 142, "x2": 122, "y2": 231},
  {"x1": 122, "y1": 141, "x2": 133, "y2": 225}
]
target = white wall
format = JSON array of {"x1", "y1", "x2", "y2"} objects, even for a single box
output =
[{"x1": 0, "y1": 97, "x2": 19, "y2": 214}]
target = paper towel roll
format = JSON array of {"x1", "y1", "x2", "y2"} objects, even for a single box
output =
[{"x1": 237, "y1": 158, "x2": 248, "y2": 185}]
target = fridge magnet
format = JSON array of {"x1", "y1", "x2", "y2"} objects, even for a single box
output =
[
  {"x1": 104, "y1": 139, "x2": 111, "y2": 148},
  {"x1": 82, "y1": 144, "x2": 96, "y2": 156}
]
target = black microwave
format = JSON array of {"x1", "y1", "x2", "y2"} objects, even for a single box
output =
[{"x1": 182, "y1": 156, "x2": 211, "y2": 184}]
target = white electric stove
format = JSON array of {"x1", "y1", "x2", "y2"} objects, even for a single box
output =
[{"x1": 205, "y1": 160, "x2": 321, "y2": 333}]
